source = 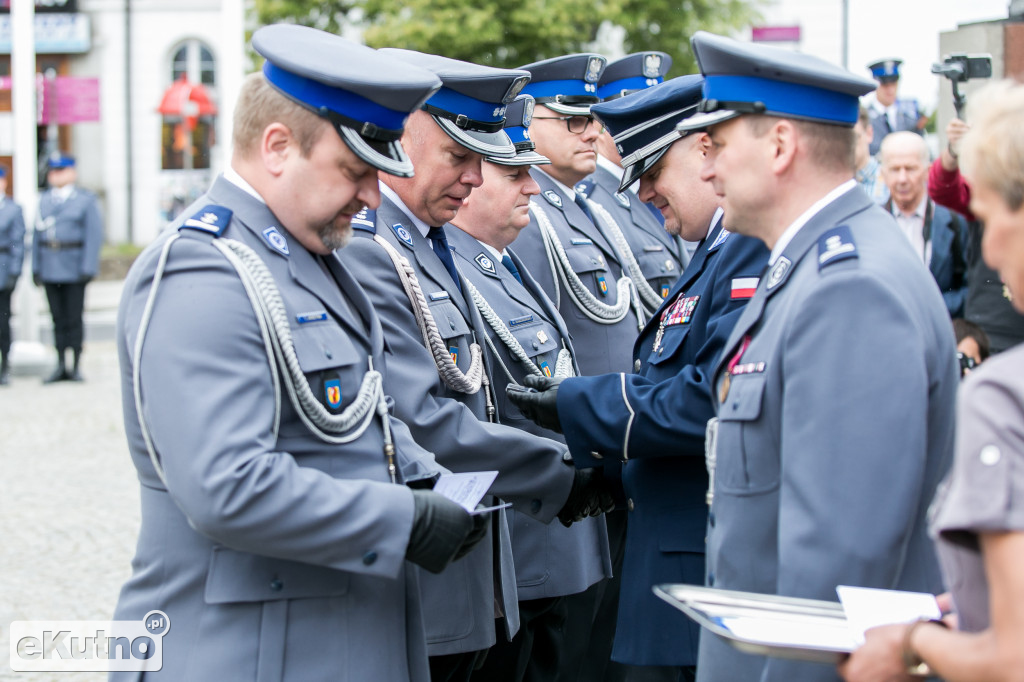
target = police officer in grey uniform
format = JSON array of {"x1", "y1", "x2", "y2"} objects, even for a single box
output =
[
  {"x1": 112, "y1": 25, "x2": 488, "y2": 681},
  {"x1": 865, "y1": 58, "x2": 920, "y2": 157},
  {"x1": 336, "y1": 52, "x2": 611, "y2": 682},
  {"x1": 514, "y1": 53, "x2": 643, "y2": 682},
  {"x1": 580, "y1": 51, "x2": 689, "y2": 311},
  {"x1": 446, "y1": 94, "x2": 613, "y2": 682},
  {"x1": 0, "y1": 166, "x2": 25, "y2": 385},
  {"x1": 677, "y1": 32, "x2": 957, "y2": 682},
  {"x1": 32, "y1": 154, "x2": 103, "y2": 382}
]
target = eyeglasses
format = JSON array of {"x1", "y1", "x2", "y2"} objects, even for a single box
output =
[{"x1": 533, "y1": 115, "x2": 602, "y2": 135}]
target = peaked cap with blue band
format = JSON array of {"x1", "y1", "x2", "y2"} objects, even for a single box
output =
[
  {"x1": 676, "y1": 31, "x2": 876, "y2": 134},
  {"x1": 597, "y1": 51, "x2": 672, "y2": 101},
  {"x1": 488, "y1": 95, "x2": 550, "y2": 167},
  {"x1": 592, "y1": 75, "x2": 704, "y2": 192},
  {"x1": 867, "y1": 58, "x2": 902, "y2": 83},
  {"x1": 518, "y1": 54, "x2": 607, "y2": 115},
  {"x1": 47, "y1": 154, "x2": 76, "y2": 169},
  {"x1": 251, "y1": 24, "x2": 442, "y2": 178},
  {"x1": 380, "y1": 49, "x2": 527, "y2": 159}
]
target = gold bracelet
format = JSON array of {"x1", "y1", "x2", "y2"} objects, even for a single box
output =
[{"x1": 901, "y1": 618, "x2": 948, "y2": 676}]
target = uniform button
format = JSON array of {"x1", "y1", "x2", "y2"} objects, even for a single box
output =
[
  {"x1": 980, "y1": 445, "x2": 1001, "y2": 466},
  {"x1": 634, "y1": 359, "x2": 642, "y2": 372},
  {"x1": 627, "y1": 498, "x2": 635, "y2": 511},
  {"x1": 269, "y1": 578, "x2": 283, "y2": 592},
  {"x1": 590, "y1": 451, "x2": 603, "y2": 460},
  {"x1": 707, "y1": 573, "x2": 715, "y2": 586},
  {"x1": 449, "y1": 319, "x2": 456, "y2": 330},
  {"x1": 531, "y1": 499, "x2": 542, "y2": 514},
  {"x1": 532, "y1": 341, "x2": 540, "y2": 350},
  {"x1": 362, "y1": 551, "x2": 378, "y2": 566},
  {"x1": 324, "y1": 349, "x2": 333, "y2": 360},
  {"x1": 658, "y1": 347, "x2": 664, "y2": 356}
]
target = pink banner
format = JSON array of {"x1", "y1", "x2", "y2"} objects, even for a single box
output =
[
  {"x1": 0, "y1": 75, "x2": 100, "y2": 123},
  {"x1": 752, "y1": 26, "x2": 801, "y2": 43}
]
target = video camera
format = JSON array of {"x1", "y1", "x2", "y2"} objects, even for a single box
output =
[{"x1": 931, "y1": 53, "x2": 993, "y2": 118}]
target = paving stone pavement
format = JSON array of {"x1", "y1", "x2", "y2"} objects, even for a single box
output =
[{"x1": 0, "y1": 340, "x2": 140, "y2": 681}]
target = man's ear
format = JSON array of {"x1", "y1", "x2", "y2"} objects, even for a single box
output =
[
  {"x1": 769, "y1": 119, "x2": 798, "y2": 176},
  {"x1": 261, "y1": 122, "x2": 293, "y2": 177}
]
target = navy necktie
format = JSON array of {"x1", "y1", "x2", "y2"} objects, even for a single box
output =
[
  {"x1": 501, "y1": 253, "x2": 523, "y2": 284},
  {"x1": 427, "y1": 225, "x2": 462, "y2": 292},
  {"x1": 573, "y1": 191, "x2": 596, "y2": 224}
]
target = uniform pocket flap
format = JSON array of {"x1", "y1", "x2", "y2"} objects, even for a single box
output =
[
  {"x1": 719, "y1": 373, "x2": 767, "y2": 422},
  {"x1": 509, "y1": 323, "x2": 559, "y2": 358},
  {"x1": 648, "y1": 325, "x2": 691, "y2": 366},
  {"x1": 427, "y1": 298, "x2": 471, "y2": 338},
  {"x1": 564, "y1": 244, "x2": 608, "y2": 275},
  {"x1": 636, "y1": 250, "x2": 676, "y2": 278},
  {"x1": 291, "y1": 323, "x2": 359, "y2": 372},
  {"x1": 204, "y1": 547, "x2": 350, "y2": 604}
]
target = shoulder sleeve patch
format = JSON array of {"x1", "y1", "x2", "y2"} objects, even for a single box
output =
[
  {"x1": 351, "y1": 207, "x2": 377, "y2": 233},
  {"x1": 817, "y1": 225, "x2": 858, "y2": 270},
  {"x1": 180, "y1": 205, "x2": 232, "y2": 237}
]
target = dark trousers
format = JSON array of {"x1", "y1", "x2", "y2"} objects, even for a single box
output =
[
  {"x1": 44, "y1": 281, "x2": 87, "y2": 351},
  {"x1": 0, "y1": 287, "x2": 12, "y2": 355},
  {"x1": 471, "y1": 596, "x2": 568, "y2": 682},
  {"x1": 625, "y1": 665, "x2": 697, "y2": 682},
  {"x1": 430, "y1": 649, "x2": 487, "y2": 682},
  {"x1": 562, "y1": 509, "x2": 629, "y2": 682}
]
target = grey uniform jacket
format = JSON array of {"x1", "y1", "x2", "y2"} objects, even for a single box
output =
[
  {"x1": 698, "y1": 186, "x2": 957, "y2": 682},
  {"x1": 0, "y1": 197, "x2": 25, "y2": 290},
  {"x1": 580, "y1": 163, "x2": 687, "y2": 298},
  {"x1": 447, "y1": 225, "x2": 612, "y2": 600},
  {"x1": 516, "y1": 169, "x2": 643, "y2": 376},
  {"x1": 113, "y1": 177, "x2": 443, "y2": 682},
  {"x1": 33, "y1": 187, "x2": 103, "y2": 283},
  {"x1": 338, "y1": 195, "x2": 574, "y2": 655}
]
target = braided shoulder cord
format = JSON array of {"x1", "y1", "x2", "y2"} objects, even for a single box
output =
[
  {"x1": 371, "y1": 234, "x2": 485, "y2": 395},
  {"x1": 464, "y1": 278, "x2": 576, "y2": 385},
  {"x1": 587, "y1": 197, "x2": 667, "y2": 316},
  {"x1": 529, "y1": 202, "x2": 634, "y2": 326}
]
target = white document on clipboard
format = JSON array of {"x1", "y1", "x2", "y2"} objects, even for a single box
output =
[{"x1": 432, "y1": 470, "x2": 511, "y2": 514}]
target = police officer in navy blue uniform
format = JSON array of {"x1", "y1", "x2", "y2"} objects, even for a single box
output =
[
  {"x1": 112, "y1": 25, "x2": 492, "y2": 682},
  {"x1": 509, "y1": 75, "x2": 769, "y2": 682},
  {"x1": 865, "y1": 58, "x2": 921, "y2": 156},
  {"x1": 336, "y1": 52, "x2": 611, "y2": 682},
  {"x1": 0, "y1": 166, "x2": 25, "y2": 385},
  {"x1": 32, "y1": 154, "x2": 103, "y2": 382},
  {"x1": 447, "y1": 94, "x2": 613, "y2": 682},
  {"x1": 676, "y1": 32, "x2": 955, "y2": 682},
  {"x1": 581, "y1": 51, "x2": 689, "y2": 311}
]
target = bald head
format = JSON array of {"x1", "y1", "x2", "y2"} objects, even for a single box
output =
[{"x1": 880, "y1": 131, "x2": 929, "y2": 213}]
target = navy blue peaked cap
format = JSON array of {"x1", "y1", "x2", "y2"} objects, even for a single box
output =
[
  {"x1": 598, "y1": 52, "x2": 672, "y2": 101},
  {"x1": 380, "y1": 49, "x2": 527, "y2": 159},
  {"x1": 677, "y1": 31, "x2": 876, "y2": 133},
  {"x1": 592, "y1": 75, "x2": 704, "y2": 192},
  {"x1": 519, "y1": 54, "x2": 607, "y2": 115},
  {"x1": 489, "y1": 95, "x2": 550, "y2": 167},
  {"x1": 48, "y1": 154, "x2": 76, "y2": 169},
  {"x1": 868, "y1": 58, "x2": 902, "y2": 83},
  {"x1": 252, "y1": 25, "x2": 441, "y2": 178}
]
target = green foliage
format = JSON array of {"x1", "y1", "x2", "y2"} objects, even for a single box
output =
[{"x1": 254, "y1": 0, "x2": 764, "y2": 75}]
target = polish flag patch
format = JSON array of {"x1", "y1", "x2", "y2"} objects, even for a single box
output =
[{"x1": 730, "y1": 277, "x2": 758, "y2": 300}]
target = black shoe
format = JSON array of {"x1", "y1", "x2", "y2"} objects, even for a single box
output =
[
  {"x1": 0, "y1": 370, "x2": 9, "y2": 386},
  {"x1": 43, "y1": 366, "x2": 68, "y2": 384},
  {"x1": 68, "y1": 368, "x2": 84, "y2": 382}
]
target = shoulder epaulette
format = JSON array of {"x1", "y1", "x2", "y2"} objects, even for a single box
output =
[
  {"x1": 179, "y1": 205, "x2": 232, "y2": 237},
  {"x1": 574, "y1": 178, "x2": 596, "y2": 198},
  {"x1": 817, "y1": 225, "x2": 858, "y2": 271},
  {"x1": 352, "y1": 206, "x2": 377, "y2": 234}
]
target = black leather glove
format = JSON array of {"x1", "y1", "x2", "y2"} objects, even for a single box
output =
[
  {"x1": 557, "y1": 467, "x2": 616, "y2": 527},
  {"x1": 405, "y1": 489, "x2": 487, "y2": 574},
  {"x1": 505, "y1": 375, "x2": 564, "y2": 433}
]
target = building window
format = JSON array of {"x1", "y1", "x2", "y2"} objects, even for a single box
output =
[
  {"x1": 161, "y1": 40, "x2": 217, "y2": 172},
  {"x1": 170, "y1": 40, "x2": 216, "y2": 87}
]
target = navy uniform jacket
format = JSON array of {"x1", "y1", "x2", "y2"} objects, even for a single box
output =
[
  {"x1": 556, "y1": 216, "x2": 769, "y2": 666},
  {"x1": 0, "y1": 197, "x2": 26, "y2": 291},
  {"x1": 114, "y1": 177, "x2": 444, "y2": 682},
  {"x1": 337, "y1": 194, "x2": 574, "y2": 655},
  {"x1": 581, "y1": 162, "x2": 688, "y2": 299},
  {"x1": 447, "y1": 225, "x2": 612, "y2": 600},
  {"x1": 515, "y1": 169, "x2": 642, "y2": 376},
  {"x1": 698, "y1": 186, "x2": 957, "y2": 682},
  {"x1": 33, "y1": 186, "x2": 103, "y2": 283},
  {"x1": 868, "y1": 106, "x2": 920, "y2": 156}
]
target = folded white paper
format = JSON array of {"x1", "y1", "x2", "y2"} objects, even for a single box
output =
[
  {"x1": 432, "y1": 471, "x2": 499, "y2": 512},
  {"x1": 836, "y1": 585, "x2": 942, "y2": 645}
]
